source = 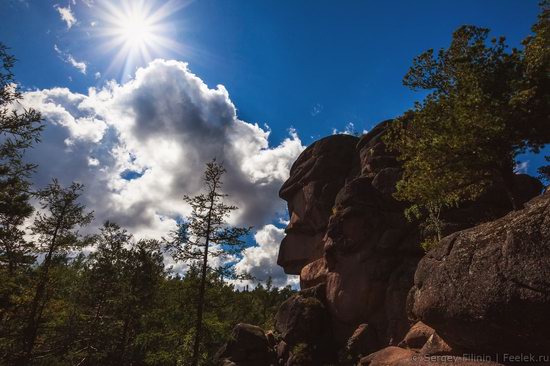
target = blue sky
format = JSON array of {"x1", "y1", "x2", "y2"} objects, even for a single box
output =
[
  {"x1": 0, "y1": 0, "x2": 547, "y2": 285},
  {"x1": 2, "y1": 0, "x2": 544, "y2": 143}
]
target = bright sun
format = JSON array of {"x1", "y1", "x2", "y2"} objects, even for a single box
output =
[
  {"x1": 95, "y1": 0, "x2": 187, "y2": 79},
  {"x1": 118, "y1": 12, "x2": 153, "y2": 46}
]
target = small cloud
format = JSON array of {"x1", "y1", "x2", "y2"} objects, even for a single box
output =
[
  {"x1": 332, "y1": 122, "x2": 363, "y2": 136},
  {"x1": 94, "y1": 71, "x2": 101, "y2": 79},
  {"x1": 54, "y1": 5, "x2": 77, "y2": 29},
  {"x1": 54, "y1": 44, "x2": 87, "y2": 74},
  {"x1": 67, "y1": 55, "x2": 87, "y2": 74},
  {"x1": 90, "y1": 21, "x2": 97, "y2": 27},
  {"x1": 278, "y1": 217, "x2": 289, "y2": 226},
  {"x1": 88, "y1": 157, "x2": 100, "y2": 166},
  {"x1": 311, "y1": 103, "x2": 323, "y2": 117},
  {"x1": 515, "y1": 161, "x2": 529, "y2": 174}
]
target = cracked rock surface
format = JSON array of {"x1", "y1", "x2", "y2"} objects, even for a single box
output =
[{"x1": 410, "y1": 192, "x2": 550, "y2": 355}]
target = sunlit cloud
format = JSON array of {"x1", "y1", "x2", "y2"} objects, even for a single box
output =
[
  {"x1": 54, "y1": 44, "x2": 87, "y2": 74},
  {"x1": 54, "y1": 4, "x2": 77, "y2": 29}
]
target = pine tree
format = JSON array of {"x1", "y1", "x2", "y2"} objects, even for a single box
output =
[
  {"x1": 384, "y1": 4, "x2": 549, "y2": 247},
  {"x1": 16, "y1": 180, "x2": 93, "y2": 365},
  {"x1": 167, "y1": 159, "x2": 251, "y2": 366},
  {"x1": 0, "y1": 43, "x2": 43, "y2": 274}
]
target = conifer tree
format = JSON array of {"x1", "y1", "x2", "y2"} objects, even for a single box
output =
[
  {"x1": 384, "y1": 3, "x2": 549, "y2": 247},
  {"x1": 0, "y1": 43, "x2": 43, "y2": 274},
  {"x1": 168, "y1": 159, "x2": 250, "y2": 366},
  {"x1": 17, "y1": 180, "x2": 93, "y2": 365}
]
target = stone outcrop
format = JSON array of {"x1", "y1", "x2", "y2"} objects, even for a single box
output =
[
  {"x1": 217, "y1": 119, "x2": 546, "y2": 366},
  {"x1": 278, "y1": 134, "x2": 359, "y2": 275},
  {"x1": 274, "y1": 284, "x2": 337, "y2": 365},
  {"x1": 358, "y1": 346, "x2": 504, "y2": 366},
  {"x1": 273, "y1": 120, "x2": 544, "y2": 364},
  {"x1": 278, "y1": 121, "x2": 428, "y2": 351},
  {"x1": 214, "y1": 323, "x2": 276, "y2": 366},
  {"x1": 409, "y1": 191, "x2": 550, "y2": 356}
]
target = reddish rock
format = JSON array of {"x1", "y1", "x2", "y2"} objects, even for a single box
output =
[
  {"x1": 358, "y1": 346, "x2": 504, "y2": 366},
  {"x1": 358, "y1": 346, "x2": 416, "y2": 366},
  {"x1": 419, "y1": 334, "x2": 453, "y2": 356},
  {"x1": 274, "y1": 120, "x2": 545, "y2": 364},
  {"x1": 410, "y1": 192, "x2": 550, "y2": 355},
  {"x1": 398, "y1": 322, "x2": 435, "y2": 350},
  {"x1": 347, "y1": 323, "x2": 380, "y2": 358},
  {"x1": 299, "y1": 257, "x2": 329, "y2": 289},
  {"x1": 324, "y1": 176, "x2": 422, "y2": 345},
  {"x1": 278, "y1": 134, "x2": 359, "y2": 275}
]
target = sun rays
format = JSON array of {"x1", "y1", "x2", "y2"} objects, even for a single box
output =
[{"x1": 94, "y1": 0, "x2": 189, "y2": 80}]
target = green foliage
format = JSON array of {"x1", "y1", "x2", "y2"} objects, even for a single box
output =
[
  {"x1": 384, "y1": 3, "x2": 550, "y2": 244},
  {"x1": 0, "y1": 44, "x2": 294, "y2": 366},
  {"x1": 538, "y1": 156, "x2": 550, "y2": 182},
  {"x1": 167, "y1": 159, "x2": 252, "y2": 366},
  {"x1": 0, "y1": 220, "x2": 293, "y2": 365},
  {"x1": 0, "y1": 43, "x2": 43, "y2": 275}
]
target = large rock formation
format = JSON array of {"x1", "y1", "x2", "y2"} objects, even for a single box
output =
[
  {"x1": 273, "y1": 120, "x2": 544, "y2": 364},
  {"x1": 409, "y1": 191, "x2": 550, "y2": 356},
  {"x1": 216, "y1": 119, "x2": 546, "y2": 366},
  {"x1": 278, "y1": 122, "x2": 426, "y2": 352},
  {"x1": 278, "y1": 134, "x2": 359, "y2": 275}
]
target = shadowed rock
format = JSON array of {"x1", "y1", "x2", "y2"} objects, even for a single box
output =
[
  {"x1": 278, "y1": 134, "x2": 359, "y2": 275},
  {"x1": 410, "y1": 191, "x2": 550, "y2": 355}
]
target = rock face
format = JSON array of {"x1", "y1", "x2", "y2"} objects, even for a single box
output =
[
  {"x1": 278, "y1": 122, "x2": 427, "y2": 350},
  {"x1": 214, "y1": 323, "x2": 275, "y2": 366},
  {"x1": 410, "y1": 191, "x2": 550, "y2": 355},
  {"x1": 278, "y1": 134, "x2": 359, "y2": 275},
  {"x1": 217, "y1": 119, "x2": 546, "y2": 366},
  {"x1": 273, "y1": 119, "x2": 544, "y2": 364},
  {"x1": 274, "y1": 284, "x2": 337, "y2": 365}
]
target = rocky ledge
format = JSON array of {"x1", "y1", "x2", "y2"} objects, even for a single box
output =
[{"x1": 216, "y1": 120, "x2": 548, "y2": 366}]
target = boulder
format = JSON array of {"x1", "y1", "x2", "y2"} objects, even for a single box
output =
[
  {"x1": 358, "y1": 346, "x2": 416, "y2": 366},
  {"x1": 347, "y1": 323, "x2": 380, "y2": 358},
  {"x1": 274, "y1": 284, "x2": 337, "y2": 364},
  {"x1": 299, "y1": 257, "x2": 329, "y2": 289},
  {"x1": 410, "y1": 192, "x2": 550, "y2": 355},
  {"x1": 419, "y1": 334, "x2": 453, "y2": 356},
  {"x1": 398, "y1": 322, "x2": 435, "y2": 350},
  {"x1": 215, "y1": 323, "x2": 274, "y2": 366},
  {"x1": 275, "y1": 293, "x2": 328, "y2": 347},
  {"x1": 358, "y1": 346, "x2": 504, "y2": 366}
]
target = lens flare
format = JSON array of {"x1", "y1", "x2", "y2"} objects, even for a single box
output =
[{"x1": 94, "y1": 0, "x2": 189, "y2": 80}]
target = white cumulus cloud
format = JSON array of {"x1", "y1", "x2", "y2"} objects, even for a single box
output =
[
  {"x1": 20, "y1": 59, "x2": 304, "y2": 286},
  {"x1": 235, "y1": 224, "x2": 299, "y2": 288}
]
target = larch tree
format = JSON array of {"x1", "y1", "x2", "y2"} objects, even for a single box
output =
[{"x1": 167, "y1": 159, "x2": 251, "y2": 366}]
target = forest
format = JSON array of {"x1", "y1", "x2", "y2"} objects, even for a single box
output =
[{"x1": 0, "y1": 46, "x2": 294, "y2": 364}]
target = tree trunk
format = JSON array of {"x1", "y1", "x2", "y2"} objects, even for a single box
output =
[
  {"x1": 17, "y1": 245, "x2": 54, "y2": 365},
  {"x1": 17, "y1": 206, "x2": 65, "y2": 366},
  {"x1": 500, "y1": 165, "x2": 521, "y2": 211},
  {"x1": 191, "y1": 195, "x2": 214, "y2": 366}
]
